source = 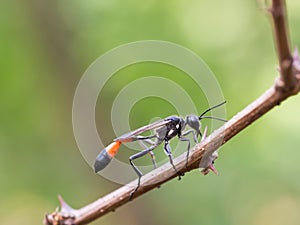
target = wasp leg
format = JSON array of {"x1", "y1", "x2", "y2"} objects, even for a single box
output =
[
  {"x1": 138, "y1": 138, "x2": 164, "y2": 189},
  {"x1": 181, "y1": 129, "x2": 198, "y2": 143},
  {"x1": 181, "y1": 129, "x2": 200, "y2": 168},
  {"x1": 138, "y1": 139, "x2": 157, "y2": 169},
  {"x1": 163, "y1": 141, "x2": 184, "y2": 179},
  {"x1": 129, "y1": 144, "x2": 159, "y2": 200},
  {"x1": 179, "y1": 136, "x2": 191, "y2": 169},
  {"x1": 148, "y1": 151, "x2": 157, "y2": 169}
]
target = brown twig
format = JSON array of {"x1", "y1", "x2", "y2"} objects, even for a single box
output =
[
  {"x1": 44, "y1": 0, "x2": 300, "y2": 224},
  {"x1": 271, "y1": 0, "x2": 297, "y2": 91}
]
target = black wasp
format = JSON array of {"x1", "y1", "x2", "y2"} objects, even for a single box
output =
[{"x1": 94, "y1": 101, "x2": 227, "y2": 199}]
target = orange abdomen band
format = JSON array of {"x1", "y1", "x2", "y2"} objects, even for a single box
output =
[{"x1": 106, "y1": 141, "x2": 122, "y2": 157}]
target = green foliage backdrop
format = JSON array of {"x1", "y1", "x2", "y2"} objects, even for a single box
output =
[{"x1": 1, "y1": 1, "x2": 300, "y2": 224}]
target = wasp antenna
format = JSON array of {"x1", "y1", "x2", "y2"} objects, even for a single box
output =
[
  {"x1": 200, "y1": 116, "x2": 228, "y2": 122},
  {"x1": 198, "y1": 101, "x2": 227, "y2": 120}
]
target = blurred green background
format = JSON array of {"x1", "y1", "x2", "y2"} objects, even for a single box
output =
[{"x1": 1, "y1": 0, "x2": 300, "y2": 224}]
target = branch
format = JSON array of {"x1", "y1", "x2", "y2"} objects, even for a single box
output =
[
  {"x1": 44, "y1": 1, "x2": 300, "y2": 224},
  {"x1": 271, "y1": 0, "x2": 297, "y2": 90}
]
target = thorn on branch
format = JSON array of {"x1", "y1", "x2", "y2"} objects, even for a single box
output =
[
  {"x1": 199, "y1": 126, "x2": 219, "y2": 175},
  {"x1": 293, "y1": 47, "x2": 300, "y2": 73},
  {"x1": 44, "y1": 196, "x2": 77, "y2": 225},
  {"x1": 275, "y1": 47, "x2": 300, "y2": 94}
]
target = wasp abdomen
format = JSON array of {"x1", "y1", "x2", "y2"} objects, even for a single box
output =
[{"x1": 94, "y1": 141, "x2": 121, "y2": 173}]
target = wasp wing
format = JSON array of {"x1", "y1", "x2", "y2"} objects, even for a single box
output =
[{"x1": 114, "y1": 119, "x2": 171, "y2": 142}]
